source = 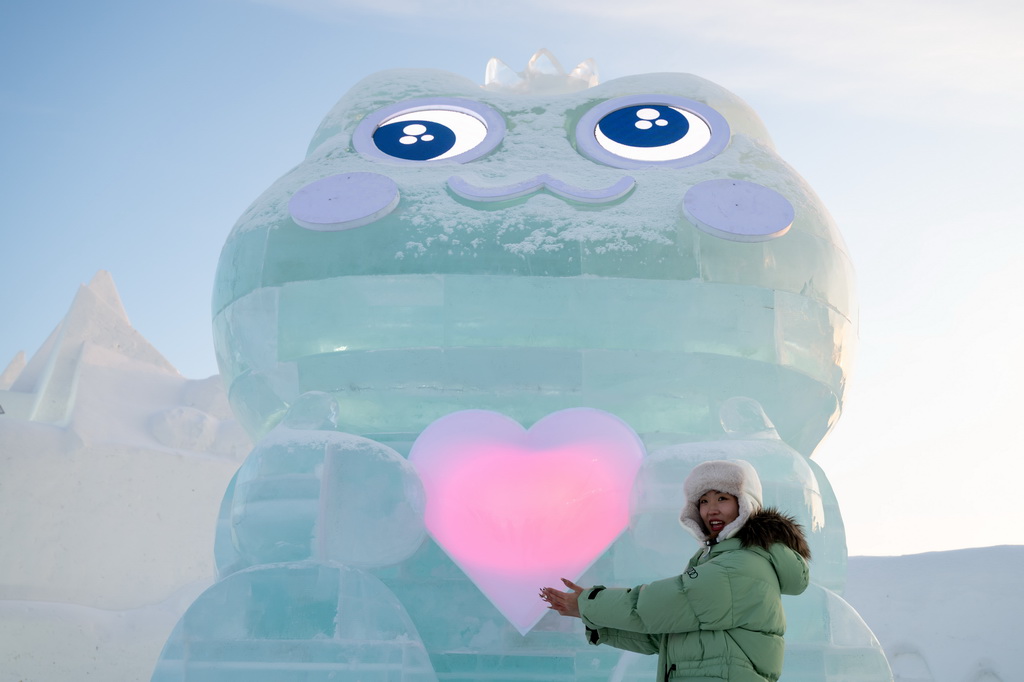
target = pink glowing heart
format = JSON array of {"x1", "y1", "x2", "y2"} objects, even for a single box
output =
[{"x1": 408, "y1": 408, "x2": 645, "y2": 634}]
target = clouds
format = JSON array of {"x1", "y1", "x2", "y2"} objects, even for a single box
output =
[
  {"x1": 588, "y1": 0, "x2": 1022, "y2": 125},
  {"x1": 249, "y1": 0, "x2": 1023, "y2": 125}
]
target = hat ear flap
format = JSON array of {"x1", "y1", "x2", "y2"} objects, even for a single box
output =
[{"x1": 679, "y1": 503, "x2": 706, "y2": 541}]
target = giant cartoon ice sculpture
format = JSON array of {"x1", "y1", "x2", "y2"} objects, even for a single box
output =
[{"x1": 153, "y1": 51, "x2": 892, "y2": 680}]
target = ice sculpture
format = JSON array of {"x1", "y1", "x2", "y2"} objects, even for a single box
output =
[{"x1": 154, "y1": 50, "x2": 892, "y2": 680}]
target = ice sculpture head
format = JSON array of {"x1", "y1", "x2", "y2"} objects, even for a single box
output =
[{"x1": 213, "y1": 54, "x2": 856, "y2": 455}]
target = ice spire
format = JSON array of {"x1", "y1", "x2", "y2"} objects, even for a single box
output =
[
  {"x1": 2, "y1": 270, "x2": 177, "y2": 423},
  {"x1": 0, "y1": 351, "x2": 26, "y2": 390}
]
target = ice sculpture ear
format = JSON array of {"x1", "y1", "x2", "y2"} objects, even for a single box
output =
[
  {"x1": 353, "y1": 97, "x2": 505, "y2": 164},
  {"x1": 719, "y1": 397, "x2": 780, "y2": 439},
  {"x1": 575, "y1": 95, "x2": 730, "y2": 169}
]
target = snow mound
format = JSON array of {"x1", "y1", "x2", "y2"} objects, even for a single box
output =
[{"x1": 844, "y1": 547, "x2": 1022, "y2": 682}]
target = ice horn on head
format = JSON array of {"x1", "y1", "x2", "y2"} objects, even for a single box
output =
[{"x1": 483, "y1": 48, "x2": 599, "y2": 93}]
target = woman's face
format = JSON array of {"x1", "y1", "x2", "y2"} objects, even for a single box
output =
[{"x1": 698, "y1": 490, "x2": 739, "y2": 539}]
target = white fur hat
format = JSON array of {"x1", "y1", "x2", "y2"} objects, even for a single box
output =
[{"x1": 679, "y1": 459, "x2": 764, "y2": 542}]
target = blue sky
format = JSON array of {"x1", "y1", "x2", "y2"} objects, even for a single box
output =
[{"x1": 2, "y1": 0, "x2": 1022, "y2": 555}]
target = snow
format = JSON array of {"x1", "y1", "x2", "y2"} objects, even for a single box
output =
[
  {"x1": 0, "y1": 272, "x2": 249, "y2": 681},
  {"x1": 844, "y1": 548, "x2": 1021, "y2": 682},
  {"x1": 0, "y1": 272, "x2": 1017, "y2": 681}
]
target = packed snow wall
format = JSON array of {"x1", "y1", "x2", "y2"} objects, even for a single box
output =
[{"x1": 152, "y1": 51, "x2": 892, "y2": 681}]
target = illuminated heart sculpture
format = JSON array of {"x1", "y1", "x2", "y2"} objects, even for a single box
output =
[{"x1": 409, "y1": 408, "x2": 645, "y2": 634}]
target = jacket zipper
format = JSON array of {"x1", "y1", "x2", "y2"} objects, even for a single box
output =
[{"x1": 664, "y1": 663, "x2": 676, "y2": 682}]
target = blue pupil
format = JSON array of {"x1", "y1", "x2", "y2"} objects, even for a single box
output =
[
  {"x1": 597, "y1": 105, "x2": 689, "y2": 148},
  {"x1": 373, "y1": 119, "x2": 456, "y2": 160}
]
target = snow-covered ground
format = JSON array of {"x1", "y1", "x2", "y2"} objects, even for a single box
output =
[
  {"x1": 0, "y1": 273, "x2": 1016, "y2": 681},
  {"x1": 844, "y1": 548, "x2": 1019, "y2": 682}
]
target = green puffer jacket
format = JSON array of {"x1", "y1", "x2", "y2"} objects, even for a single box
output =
[{"x1": 578, "y1": 509, "x2": 811, "y2": 682}]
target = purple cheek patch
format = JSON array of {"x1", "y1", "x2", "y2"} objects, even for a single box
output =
[
  {"x1": 289, "y1": 172, "x2": 400, "y2": 231},
  {"x1": 683, "y1": 179, "x2": 794, "y2": 242}
]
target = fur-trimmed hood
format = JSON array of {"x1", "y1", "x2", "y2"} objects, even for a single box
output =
[
  {"x1": 736, "y1": 508, "x2": 811, "y2": 560},
  {"x1": 733, "y1": 507, "x2": 812, "y2": 596}
]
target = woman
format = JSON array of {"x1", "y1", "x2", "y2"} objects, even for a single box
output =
[{"x1": 540, "y1": 459, "x2": 810, "y2": 682}]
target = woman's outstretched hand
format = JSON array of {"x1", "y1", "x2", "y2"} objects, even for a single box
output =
[{"x1": 540, "y1": 578, "x2": 585, "y2": 618}]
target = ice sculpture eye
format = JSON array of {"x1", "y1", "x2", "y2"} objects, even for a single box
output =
[
  {"x1": 373, "y1": 111, "x2": 479, "y2": 161},
  {"x1": 576, "y1": 95, "x2": 730, "y2": 169},
  {"x1": 595, "y1": 105, "x2": 708, "y2": 160},
  {"x1": 354, "y1": 98, "x2": 505, "y2": 164}
]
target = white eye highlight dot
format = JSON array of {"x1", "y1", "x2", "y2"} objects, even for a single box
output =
[
  {"x1": 399, "y1": 136, "x2": 418, "y2": 145},
  {"x1": 403, "y1": 124, "x2": 427, "y2": 135},
  {"x1": 655, "y1": 119, "x2": 668, "y2": 126},
  {"x1": 635, "y1": 120, "x2": 653, "y2": 130},
  {"x1": 636, "y1": 108, "x2": 660, "y2": 120},
  {"x1": 421, "y1": 134, "x2": 434, "y2": 142}
]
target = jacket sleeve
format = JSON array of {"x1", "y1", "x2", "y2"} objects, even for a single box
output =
[
  {"x1": 577, "y1": 559, "x2": 738, "y2": 635},
  {"x1": 583, "y1": 625, "x2": 661, "y2": 655}
]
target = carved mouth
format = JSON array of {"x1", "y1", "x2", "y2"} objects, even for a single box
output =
[{"x1": 447, "y1": 173, "x2": 635, "y2": 205}]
